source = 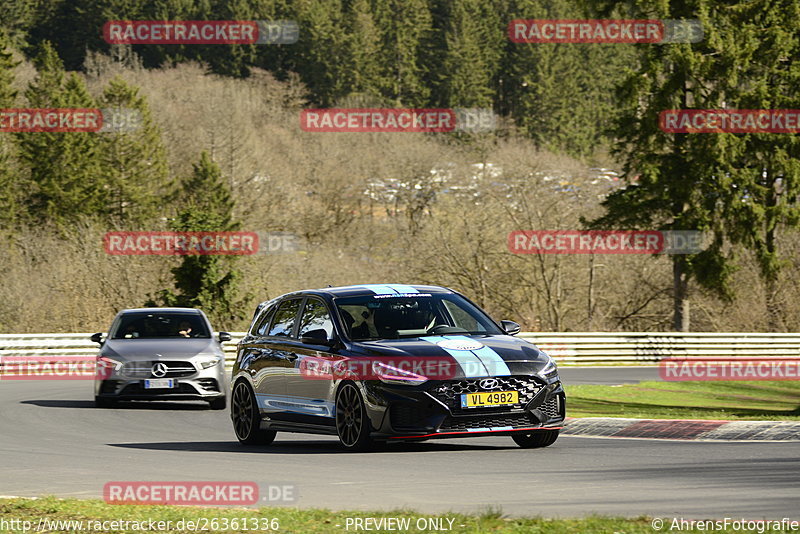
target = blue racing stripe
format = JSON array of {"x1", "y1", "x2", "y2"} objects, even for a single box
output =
[
  {"x1": 360, "y1": 284, "x2": 400, "y2": 295},
  {"x1": 428, "y1": 335, "x2": 511, "y2": 376},
  {"x1": 386, "y1": 284, "x2": 419, "y2": 294},
  {"x1": 420, "y1": 336, "x2": 489, "y2": 378},
  {"x1": 471, "y1": 346, "x2": 512, "y2": 376}
]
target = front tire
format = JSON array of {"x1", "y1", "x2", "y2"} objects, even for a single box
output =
[
  {"x1": 512, "y1": 429, "x2": 559, "y2": 448},
  {"x1": 335, "y1": 383, "x2": 373, "y2": 452},
  {"x1": 232, "y1": 381, "x2": 276, "y2": 445}
]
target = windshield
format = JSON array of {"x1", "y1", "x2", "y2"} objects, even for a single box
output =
[
  {"x1": 110, "y1": 312, "x2": 211, "y2": 339},
  {"x1": 335, "y1": 293, "x2": 502, "y2": 341}
]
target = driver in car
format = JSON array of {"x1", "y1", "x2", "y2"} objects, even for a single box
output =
[{"x1": 177, "y1": 321, "x2": 193, "y2": 338}]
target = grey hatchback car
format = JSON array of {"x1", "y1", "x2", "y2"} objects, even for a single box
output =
[{"x1": 92, "y1": 307, "x2": 229, "y2": 409}]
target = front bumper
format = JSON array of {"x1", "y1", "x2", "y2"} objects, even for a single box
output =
[
  {"x1": 95, "y1": 360, "x2": 226, "y2": 401},
  {"x1": 363, "y1": 375, "x2": 566, "y2": 440}
]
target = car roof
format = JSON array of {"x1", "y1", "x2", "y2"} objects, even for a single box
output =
[
  {"x1": 117, "y1": 307, "x2": 204, "y2": 314},
  {"x1": 310, "y1": 284, "x2": 453, "y2": 298},
  {"x1": 252, "y1": 285, "x2": 456, "y2": 315}
]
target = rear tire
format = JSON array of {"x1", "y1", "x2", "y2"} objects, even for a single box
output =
[
  {"x1": 94, "y1": 396, "x2": 116, "y2": 408},
  {"x1": 208, "y1": 396, "x2": 226, "y2": 410},
  {"x1": 232, "y1": 381, "x2": 276, "y2": 445},
  {"x1": 512, "y1": 429, "x2": 559, "y2": 448},
  {"x1": 335, "y1": 383, "x2": 373, "y2": 452}
]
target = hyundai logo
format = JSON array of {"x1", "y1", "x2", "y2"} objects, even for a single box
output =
[
  {"x1": 151, "y1": 362, "x2": 168, "y2": 378},
  {"x1": 479, "y1": 378, "x2": 499, "y2": 390}
]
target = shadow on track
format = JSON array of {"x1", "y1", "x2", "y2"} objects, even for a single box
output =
[{"x1": 108, "y1": 439, "x2": 511, "y2": 454}]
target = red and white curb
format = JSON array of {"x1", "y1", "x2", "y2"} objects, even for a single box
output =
[{"x1": 562, "y1": 417, "x2": 800, "y2": 441}]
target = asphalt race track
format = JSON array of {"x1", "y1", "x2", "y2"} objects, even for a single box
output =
[{"x1": 1, "y1": 379, "x2": 798, "y2": 518}]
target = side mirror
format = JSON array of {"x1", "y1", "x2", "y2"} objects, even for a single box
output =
[
  {"x1": 500, "y1": 320, "x2": 521, "y2": 336},
  {"x1": 90, "y1": 332, "x2": 104, "y2": 345},
  {"x1": 300, "y1": 328, "x2": 333, "y2": 346},
  {"x1": 218, "y1": 332, "x2": 232, "y2": 342}
]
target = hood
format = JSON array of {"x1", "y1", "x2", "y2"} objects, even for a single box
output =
[
  {"x1": 348, "y1": 334, "x2": 553, "y2": 379},
  {"x1": 100, "y1": 338, "x2": 221, "y2": 360}
]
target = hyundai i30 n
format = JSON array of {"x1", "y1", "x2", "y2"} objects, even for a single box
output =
[{"x1": 231, "y1": 285, "x2": 564, "y2": 451}]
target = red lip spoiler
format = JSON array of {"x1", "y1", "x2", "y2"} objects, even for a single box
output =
[{"x1": 388, "y1": 425, "x2": 563, "y2": 440}]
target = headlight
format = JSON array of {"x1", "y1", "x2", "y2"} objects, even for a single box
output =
[
  {"x1": 198, "y1": 357, "x2": 222, "y2": 369},
  {"x1": 371, "y1": 361, "x2": 428, "y2": 386},
  {"x1": 96, "y1": 356, "x2": 123, "y2": 378},
  {"x1": 537, "y1": 355, "x2": 558, "y2": 379}
]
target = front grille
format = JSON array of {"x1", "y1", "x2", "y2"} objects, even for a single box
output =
[
  {"x1": 440, "y1": 413, "x2": 534, "y2": 432},
  {"x1": 121, "y1": 361, "x2": 196, "y2": 378},
  {"x1": 196, "y1": 378, "x2": 220, "y2": 392},
  {"x1": 119, "y1": 382, "x2": 198, "y2": 395},
  {"x1": 537, "y1": 396, "x2": 562, "y2": 419},
  {"x1": 99, "y1": 380, "x2": 120, "y2": 394},
  {"x1": 429, "y1": 376, "x2": 542, "y2": 414},
  {"x1": 390, "y1": 405, "x2": 426, "y2": 429}
]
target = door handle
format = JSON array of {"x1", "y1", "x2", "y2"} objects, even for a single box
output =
[{"x1": 285, "y1": 354, "x2": 298, "y2": 362}]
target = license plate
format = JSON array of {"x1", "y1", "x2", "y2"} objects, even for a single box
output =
[
  {"x1": 461, "y1": 390, "x2": 519, "y2": 408},
  {"x1": 144, "y1": 378, "x2": 174, "y2": 389}
]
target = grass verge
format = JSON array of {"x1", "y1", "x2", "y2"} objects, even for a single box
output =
[
  {"x1": 566, "y1": 380, "x2": 800, "y2": 420},
  {"x1": 2, "y1": 497, "x2": 789, "y2": 533}
]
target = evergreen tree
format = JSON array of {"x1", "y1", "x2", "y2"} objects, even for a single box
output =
[
  {"x1": 341, "y1": 0, "x2": 385, "y2": 99},
  {"x1": 18, "y1": 41, "x2": 105, "y2": 225},
  {"x1": 710, "y1": 0, "x2": 800, "y2": 330},
  {"x1": 153, "y1": 151, "x2": 246, "y2": 327},
  {"x1": 98, "y1": 76, "x2": 170, "y2": 226},
  {"x1": 0, "y1": 32, "x2": 22, "y2": 229},
  {"x1": 290, "y1": 0, "x2": 350, "y2": 105},
  {"x1": 204, "y1": 0, "x2": 259, "y2": 77},
  {"x1": 0, "y1": 0, "x2": 36, "y2": 50},
  {"x1": 589, "y1": 0, "x2": 736, "y2": 331},
  {"x1": 498, "y1": 0, "x2": 634, "y2": 157},
  {"x1": 438, "y1": 0, "x2": 498, "y2": 108},
  {"x1": 372, "y1": 0, "x2": 432, "y2": 106}
]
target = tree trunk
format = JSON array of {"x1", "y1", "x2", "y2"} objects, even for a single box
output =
[
  {"x1": 673, "y1": 256, "x2": 690, "y2": 331},
  {"x1": 587, "y1": 254, "x2": 595, "y2": 330},
  {"x1": 765, "y1": 275, "x2": 780, "y2": 332},
  {"x1": 764, "y1": 173, "x2": 781, "y2": 331}
]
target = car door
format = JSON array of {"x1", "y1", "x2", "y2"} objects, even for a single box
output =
[
  {"x1": 249, "y1": 298, "x2": 303, "y2": 421},
  {"x1": 282, "y1": 297, "x2": 338, "y2": 426}
]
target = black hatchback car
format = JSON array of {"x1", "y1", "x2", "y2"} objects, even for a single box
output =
[{"x1": 231, "y1": 284, "x2": 565, "y2": 451}]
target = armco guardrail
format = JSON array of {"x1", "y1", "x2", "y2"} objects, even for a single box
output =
[
  {"x1": 527, "y1": 332, "x2": 800, "y2": 365},
  {"x1": 1, "y1": 332, "x2": 799, "y2": 368}
]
